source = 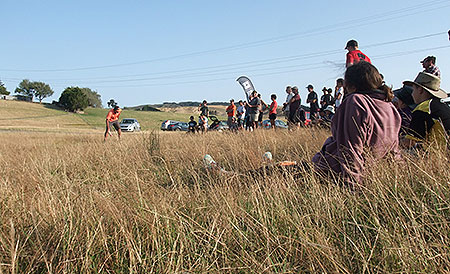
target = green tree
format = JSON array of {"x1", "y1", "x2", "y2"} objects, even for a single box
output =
[
  {"x1": 81, "y1": 88, "x2": 102, "y2": 108},
  {"x1": 59, "y1": 87, "x2": 89, "y2": 112},
  {"x1": 34, "y1": 82, "x2": 54, "y2": 103},
  {"x1": 14, "y1": 79, "x2": 53, "y2": 102},
  {"x1": 0, "y1": 80, "x2": 9, "y2": 95},
  {"x1": 14, "y1": 79, "x2": 34, "y2": 100}
]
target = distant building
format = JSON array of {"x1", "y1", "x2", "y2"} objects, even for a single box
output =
[{"x1": 1, "y1": 95, "x2": 32, "y2": 102}]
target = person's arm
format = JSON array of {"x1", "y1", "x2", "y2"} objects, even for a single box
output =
[
  {"x1": 105, "y1": 119, "x2": 110, "y2": 133},
  {"x1": 346, "y1": 52, "x2": 354, "y2": 68}
]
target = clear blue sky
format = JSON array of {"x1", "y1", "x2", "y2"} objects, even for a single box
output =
[{"x1": 1, "y1": 0, "x2": 449, "y2": 107}]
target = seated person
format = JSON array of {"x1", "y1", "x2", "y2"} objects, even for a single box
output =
[
  {"x1": 392, "y1": 85, "x2": 416, "y2": 137},
  {"x1": 188, "y1": 116, "x2": 197, "y2": 133},
  {"x1": 314, "y1": 105, "x2": 335, "y2": 129},
  {"x1": 402, "y1": 72, "x2": 450, "y2": 148},
  {"x1": 312, "y1": 62, "x2": 402, "y2": 186}
]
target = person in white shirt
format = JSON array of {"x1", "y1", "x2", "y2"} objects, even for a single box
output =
[
  {"x1": 282, "y1": 86, "x2": 294, "y2": 119},
  {"x1": 236, "y1": 100, "x2": 246, "y2": 129},
  {"x1": 334, "y1": 78, "x2": 344, "y2": 108}
]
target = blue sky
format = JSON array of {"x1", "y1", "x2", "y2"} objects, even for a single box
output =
[{"x1": 1, "y1": 0, "x2": 449, "y2": 107}]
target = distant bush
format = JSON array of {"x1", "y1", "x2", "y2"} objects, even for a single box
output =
[{"x1": 59, "y1": 86, "x2": 89, "y2": 112}]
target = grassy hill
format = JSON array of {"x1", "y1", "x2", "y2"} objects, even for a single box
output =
[{"x1": 0, "y1": 100, "x2": 208, "y2": 132}]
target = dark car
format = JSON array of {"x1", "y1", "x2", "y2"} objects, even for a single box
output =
[
  {"x1": 208, "y1": 115, "x2": 229, "y2": 131},
  {"x1": 167, "y1": 122, "x2": 189, "y2": 131},
  {"x1": 262, "y1": 119, "x2": 288, "y2": 129},
  {"x1": 161, "y1": 120, "x2": 180, "y2": 131}
]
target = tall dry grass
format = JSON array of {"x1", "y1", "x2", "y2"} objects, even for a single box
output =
[{"x1": 0, "y1": 129, "x2": 449, "y2": 273}]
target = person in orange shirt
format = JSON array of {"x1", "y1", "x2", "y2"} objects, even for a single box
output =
[
  {"x1": 104, "y1": 106, "x2": 122, "y2": 141},
  {"x1": 226, "y1": 99, "x2": 236, "y2": 128}
]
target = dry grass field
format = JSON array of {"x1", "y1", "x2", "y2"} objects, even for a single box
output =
[{"x1": 1, "y1": 101, "x2": 450, "y2": 273}]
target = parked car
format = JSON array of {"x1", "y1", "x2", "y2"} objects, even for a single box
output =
[
  {"x1": 209, "y1": 116, "x2": 229, "y2": 131},
  {"x1": 120, "y1": 118, "x2": 141, "y2": 132},
  {"x1": 262, "y1": 119, "x2": 288, "y2": 129},
  {"x1": 161, "y1": 120, "x2": 179, "y2": 131},
  {"x1": 167, "y1": 122, "x2": 189, "y2": 131}
]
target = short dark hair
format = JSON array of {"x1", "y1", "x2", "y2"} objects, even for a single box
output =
[
  {"x1": 203, "y1": 100, "x2": 207, "y2": 104},
  {"x1": 427, "y1": 56, "x2": 436, "y2": 64},
  {"x1": 346, "y1": 39, "x2": 358, "y2": 49},
  {"x1": 271, "y1": 94, "x2": 277, "y2": 99},
  {"x1": 336, "y1": 78, "x2": 344, "y2": 85}
]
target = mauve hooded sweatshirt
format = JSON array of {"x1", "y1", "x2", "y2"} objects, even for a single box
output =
[{"x1": 312, "y1": 91, "x2": 401, "y2": 184}]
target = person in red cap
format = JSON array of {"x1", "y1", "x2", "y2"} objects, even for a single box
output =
[
  {"x1": 345, "y1": 39, "x2": 371, "y2": 68},
  {"x1": 104, "y1": 105, "x2": 122, "y2": 141}
]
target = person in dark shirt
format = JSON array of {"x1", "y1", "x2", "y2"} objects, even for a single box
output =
[
  {"x1": 198, "y1": 100, "x2": 209, "y2": 117},
  {"x1": 320, "y1": 87, "x2": 328, "y2": 110},
  {"x1": 247, "y1": 90, "x2": 261, "y2": 131},
  {"x1": 402, "y1": 72, "x2": 450, "y2": 148},
  {"x1": 306, "y1": 84, "x2": 319, "y2": 120},
  {"x1": 288, "y1": 86, "x2": 301, "y2": 128},
  {"x1": 188, "y1": 116, "x2": 197, "y2": 133},
  {"x1": 393, "y1": 85, "x2": 416, "y2": 137}
]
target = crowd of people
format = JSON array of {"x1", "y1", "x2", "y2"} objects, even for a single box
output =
[
  {"x1": 105, "y1": 38, "x2": 450, "y2": 186},
  {"x1": 198, "y1": 39, "x2": 450, "y2": 186}
]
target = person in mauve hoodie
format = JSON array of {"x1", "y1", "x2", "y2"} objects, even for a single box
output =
[{"x1": 312, "y1": 62, "x2": 401, "y2": 186}]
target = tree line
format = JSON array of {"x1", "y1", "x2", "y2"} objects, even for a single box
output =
[{"x1": 1, "y1": 79, "x2": 103, "y2": 112}]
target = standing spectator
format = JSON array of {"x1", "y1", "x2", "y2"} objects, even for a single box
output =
[
  {"x1": 257, "y1": 94, "x2": 268, "y2": 128},
  {"x1": 306, "y1": 84, "x2": 319, "y2": 120},
  {"x1": 327, "y1": 88, "x2": 334, "y2": 106},
  {"x1": 345, "y1": 39, "x2": 371, "y2": 68},
  {"x1": 320, "y1": 88, "x2": 334, "y2": 113},
  {"x1": 421, "y1": 56, "x2": 441, "y2": 78},
  {"x1": 244, "y1": 101, "x2": 250, "y2": 130},
  {"x1": 282, "y1": 86, "x2": 294, "y2": 119},
  {"x1": 198, "y1": 100, "x2": 209, "y2": 117},
  {"x1": 334, "y1": 78, "x2": 344, "y2": 108},
  {"x1": 312, "y1": 62, "x2": 401, "y2": 186},
  {"x1": 268, "y1": 94, "x2": 278, "y2": 129},
  {"x1": 247, "y1": 90, "x2": 261, "y2": 131},
  {"x1": 104, "y1": 105, "x2": 122, "y2": 141},
  {"x1": 188, "y1": 116, "x2": 197, "y2": 133},
  {"x1": 320, "y1": 87, "x2": 328, "y2": 110},
  {"x1": 236, "y1": 100, "x2": 246, "y2": 129},
  {"x1": 403, "y1": 72, "x2": 450, "y2": 148},
  {"x1": 288, "y1": 86, "x2": 301, "y2": 127},
  {"x1": 198, "y1": 114, "x2": 208, "y2": 133},
  {"x1": 226, "y1": 99, "x2": 237, "y2": 128}
]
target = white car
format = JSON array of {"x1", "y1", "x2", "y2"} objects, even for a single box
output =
[{"x1": 120, "y1": 118, "x2": 141, "y2": 132}]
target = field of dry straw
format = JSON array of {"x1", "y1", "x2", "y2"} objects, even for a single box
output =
[{"x1": 1, "y1": 128, "x2": 450, "y2": 273}]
